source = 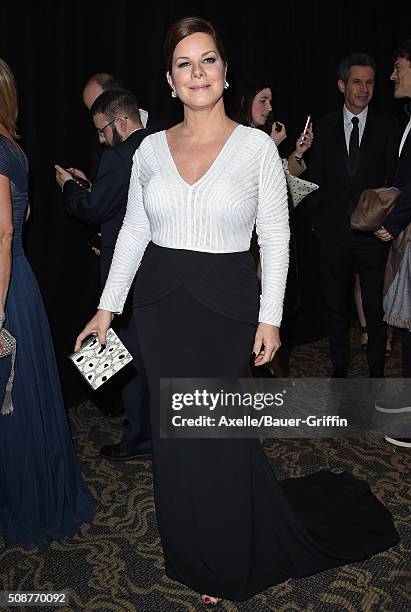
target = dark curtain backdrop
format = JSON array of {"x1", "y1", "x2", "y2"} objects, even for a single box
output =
[{"x1": 0, "y1": 0, "x2": 409, "y2": 399}]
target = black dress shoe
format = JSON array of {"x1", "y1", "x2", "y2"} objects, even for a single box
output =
[
  {"x1": 331, "y1": 368, "x2": 348, "y2": 378},
  {"x1": 100, "y1": 441, "x2": 152, "y2": 461}
]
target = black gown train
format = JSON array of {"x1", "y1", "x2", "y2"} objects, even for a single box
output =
[{"x1": 132, "y1": 243, "x2": 399, "y2": 601}]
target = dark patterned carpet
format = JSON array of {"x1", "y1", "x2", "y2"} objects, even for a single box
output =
[{"x1": 1, "y1": 330, "x2": 410, "y2": 611}]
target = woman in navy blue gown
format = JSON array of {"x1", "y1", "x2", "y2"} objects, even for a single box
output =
[{"x1": 0, "y1": 59, "x2": 95, "y2": 549}]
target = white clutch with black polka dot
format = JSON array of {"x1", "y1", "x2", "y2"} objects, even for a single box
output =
[{"x1": 69, "y1": 328, "x2": 133, "y2": 389}]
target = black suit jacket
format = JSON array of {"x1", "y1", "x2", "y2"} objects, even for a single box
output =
[
  {"x1": 306, "y1": 107, "x2": 400, "y2": 242},
  {"x1": 383, "y1": 126, "x2": 411, "y2": 237},
  {"x1": 63, "y1": 128, "x2": 150, "y2": 283}
]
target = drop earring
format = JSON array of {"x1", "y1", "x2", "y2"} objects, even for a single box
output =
[
  {"x1": 171, "y1": 88, "x2": 178, "y2": 98},
  {"x1": 224, "y1": 80, "x2": 229, "y2": 90}
]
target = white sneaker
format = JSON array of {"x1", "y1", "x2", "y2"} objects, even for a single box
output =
[
  {"x1": 376, "y1": 401, "x2": 411, "y2": 413},
  {"x1": 384, "y1": 436, "x2": 411, "y2": 448},
  {"x1": 375, "y1": 384, "x2": 411, "y2": 413}
]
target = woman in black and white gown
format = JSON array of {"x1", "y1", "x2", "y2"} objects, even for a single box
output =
[{"x1": 76, "y1": 16, "x2": 399, "y2": 604}]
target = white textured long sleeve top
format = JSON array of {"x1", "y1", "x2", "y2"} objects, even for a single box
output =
[{"x1": 99, "y1": 124, "x2": 290, "y2": 326}]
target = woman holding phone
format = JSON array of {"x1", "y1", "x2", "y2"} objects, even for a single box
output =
[{"x1": 234, "y1": 77, "x2": 314, "y2": 179}]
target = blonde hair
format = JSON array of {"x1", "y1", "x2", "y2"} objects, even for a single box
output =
[{"x1": 0, "y1": 59, "x2": 19, "y2": 140}]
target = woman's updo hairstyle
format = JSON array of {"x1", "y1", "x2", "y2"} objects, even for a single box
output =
[{"x1": 164, "y1": 16, "x2": 227, "y2": 72}]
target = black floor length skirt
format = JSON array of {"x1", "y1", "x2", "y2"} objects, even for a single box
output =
[{"x1": 133, "y1": 243, "x2": 399, "y2": 601}]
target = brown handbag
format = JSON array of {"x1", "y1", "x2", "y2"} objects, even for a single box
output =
[{"x1": 351, "y1": 187, "x2": 401, "y2": 232}]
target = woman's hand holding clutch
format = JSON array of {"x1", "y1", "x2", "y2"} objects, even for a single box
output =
[
  {"x1": 75, "y1": 310, "x2": 114, "y2": 351},
  {"x1": 253, "y1": 323, "x2": 281, "y2": 366}
]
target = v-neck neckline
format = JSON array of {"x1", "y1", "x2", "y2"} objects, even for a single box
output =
[{"x1": 163, "y1": 124, "x2": 243, "y2": 188}]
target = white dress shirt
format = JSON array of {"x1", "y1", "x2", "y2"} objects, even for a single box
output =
[
  {"x1": 399, "y1": 116, "x2": 411, "y2": 156},
  {"x1": 343, "y1": 105, "x2": 368, "y2": 152},
  {"x1": 139, "y1": 109, "x2": 148, "y2": 128}
]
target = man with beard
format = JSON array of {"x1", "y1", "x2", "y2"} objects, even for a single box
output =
[
  {"x1": 307, "y1": 53, "x2": 400, "y2": 378},
  {"x1": 55, "y1": 89, "x2": 151, "y2": 460}
]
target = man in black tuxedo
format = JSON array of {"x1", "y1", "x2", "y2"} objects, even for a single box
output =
[
  {"x1": 55, "y1": 89, "x2": 151, "y2": 459},
  {"x1": 374, "y1": 40, "x2": 411, "y2": 447},
  {"x1": 307, "y1": 53, "x2": 400, "y2": 377}
]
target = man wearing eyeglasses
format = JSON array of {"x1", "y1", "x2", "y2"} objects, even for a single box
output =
[{"x1": 55, "y1": 88, "x2": 151, "y2": 460}]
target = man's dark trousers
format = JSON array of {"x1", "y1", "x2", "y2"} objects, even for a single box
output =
[{"x1": 317, "y1": 231, "x2": 389, "y2": 376}]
